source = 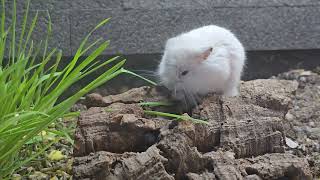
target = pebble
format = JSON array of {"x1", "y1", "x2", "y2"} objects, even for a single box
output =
[
  {"x1": 299, "y1": 77, "x2": 306, "y2": 82},
  {"x1": 300, "y1": 71, "x2": 312, "y2": 76},
  {"x1": 303, "y1": 126, "x2": 312, "y2": 136},
  {"x1": 309, "y1": 122, "x2": 316, "y2": 128},
  {"x1": 12, "y1": 174, "x2": 21, "y2": 180},
  {"x1": 285, "y1": 113, "x2": 294, "y2": 121},
  {"x1": 285, "y1": 137, "x2": 299, "y2": 149},
  {"x1": 313, "y1": 143, "x2": 320, "y2": 152},
  {"x1": 27, "y1": 166, "x2": 34, "y2": 173},
  {"x1": 29, "y1": 171, "x2": 48, "y2": 179},
  {"x1": 225, "y1": 151, "x2": 236, "y2": 159},
  {"x1": 300, "y1": 144, "x2": 307, "y2": 152},
  {"x1": 311, "y1": 128, "x2": 320, "y2": 134},
  {"x1": 293, "y1": 126, "x2": 303, "y2": 133},
  {"x1": 309, "y1": 128, "x2": 320, "y2": 140}
]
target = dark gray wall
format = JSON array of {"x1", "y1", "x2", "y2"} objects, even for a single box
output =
[
  {"x1": 3, "y1": 1, "x2": 320, "y2": 97},
  {"x1": 5, "y1": 0, "x2": 320, "y2": 57},
  {"x1": 63, "y1": 49, "x2": 320, "y2": 97}
]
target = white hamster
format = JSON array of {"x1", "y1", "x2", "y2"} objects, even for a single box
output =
[{"x1": 157, "y1": 25, "x2": 246, "y2": 102}]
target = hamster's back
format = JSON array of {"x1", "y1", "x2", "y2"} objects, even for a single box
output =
[{"x1": 173, "y1": 25, "x2": 240, "y2": 49}]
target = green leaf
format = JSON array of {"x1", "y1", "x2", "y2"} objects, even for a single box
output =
[
  {"x1": 0, "y1": 1, "x2": 156, "y2": 178},
  {"x1": 139, "y1": 101, "x2": 173, "y2": 107},
  {"x1": 144, "y1": 110, "x2": 209, "y2": 124}
]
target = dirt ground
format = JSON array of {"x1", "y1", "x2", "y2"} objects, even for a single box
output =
[{"x1": 72, "y1": 69, "x2": 320, "y2": 180}]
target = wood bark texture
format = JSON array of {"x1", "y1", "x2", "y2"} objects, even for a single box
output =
[{"x1": 73, "y1": 78, "x2": 315, "y2": 180}]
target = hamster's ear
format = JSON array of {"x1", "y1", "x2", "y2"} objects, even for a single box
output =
[{"x1": 197, "y1": 47, "x2": 213, "y2": 62}]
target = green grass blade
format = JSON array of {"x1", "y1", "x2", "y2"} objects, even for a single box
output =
[
  {"x1": 0, "y1": 0, "x2": 5, "y2": 35},
  {"x1": 17, "y1": 0, "x2": 30, "y2": 55},
  {"x1": 138, "y1": 101, "x2": 173, "y2": 107},
  {"x1": 120, "y1": 68, "x2": 157, "y2": 86},
  {"x1": 80, "y1": 38, "x2": 103, "y2": 56},
  {"x1": 10, "y1": 0, "x2": 17, "y2": 63},
  {"x1": 42, "y1": 10, "x2": 52, "y2": 62},
  {"x1": 41, "y1": 50, "x2": 62, "y2": 96},
  {"x1": 79, "y1": 56, "x2": 119, "y2": 79},
  {"x1": 144, "y1": 110, "x2": 209, "y2": 124},
  {"x1": 0, "y1": 0, "x2": 6, "y2": 65},
  {"x1": 22, "y1": 11, "x2": 38, "y2": 53}
]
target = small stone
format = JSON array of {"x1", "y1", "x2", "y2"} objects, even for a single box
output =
[
  {"x1": 285, "y1": 113, "x2": 294, "y2": 121},
  {"x1": 300, "y1": 71, "x2": 312, "y2": 76},
  {"x1": 294, "y1": 106, "x2": 300, "y2": 110},
  {"x1": 245, "y1": 174, "x2": 262, "y2": 180},
  {"x1": 70, "y1": 103, "x2": 87, "y2": 112},
  {"x1": 310, "y1": 128, "x2": 320, "y2": 139},
  {"x1": 27, "y1": 166, "x2": 34, "y2": 173},
  {"x1": 299, "y1": 77, "x2": 306, "y2": 82},
  {"x1": 311, "y1": 128, "x2": 320, "y2": 134},
  {"x1": 286, "y1": 137, "x2": 299, "y2": 148},
  {"x1": 12, "y1": 174, "x2": 21, "y2": 180},
  {"x1": 313, "y1": 143, "x2": 320, "y2": 152},
  {"x1": 303, "y1": 126, "x2": 312, "y2": 136},
  {"x1": 309, "y1": 122, "x2": 316, "y2": 128},
  {"x1": 293, "y1": 126, "x2": 303, "y2": 132},
  {"x1": 300, "y1": 144, "x2": 307, "y2": 152},
  {"x1": 29, "y1": 171, "x2": 48, "y2": 179},
  {"x1": 225, "y1": 151, "x2": 236, "y2": 159},
  {"x1": 306, "y1": 138, "x2": 312, "y2": 143}
]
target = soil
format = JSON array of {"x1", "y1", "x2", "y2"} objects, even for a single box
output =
[{"x1": 72, "y1": 69, "x2": 320, "y2": 180}]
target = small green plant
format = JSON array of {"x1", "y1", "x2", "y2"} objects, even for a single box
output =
[
  {"x1": 140, "y1": 101, "x2": 209, "y2": 124},
  {"x1": 144, "y1": 110, "x2": 209, "y2": 124},
  {"x1": 138, "y1": 101, "x2": 173, "y2": 107},
  {"x1": 0, "y1": 0, "x2": 155, "y2": 177}
]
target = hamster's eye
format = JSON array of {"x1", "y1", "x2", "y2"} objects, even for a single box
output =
[{"x1": 181, "y1": 70, "x2": 189, "y2": 76}]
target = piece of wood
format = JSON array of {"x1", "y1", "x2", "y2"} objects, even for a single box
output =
[{"x1": 73, "y1": 79, "x2": 313, "y2": 180}]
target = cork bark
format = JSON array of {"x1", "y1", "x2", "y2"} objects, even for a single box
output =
[{"x1": 73, "y1": 79, "x2": 314, "y2": 180}]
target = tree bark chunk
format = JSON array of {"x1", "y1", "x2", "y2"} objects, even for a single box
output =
[{"x1": 73, "y1": 79, "x2": 314, "y2": 179}]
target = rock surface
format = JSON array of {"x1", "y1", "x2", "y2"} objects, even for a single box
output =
[
  {"x1": 73, "y1": 75, "x2": 319, "y2": 179},
  {"x1": 275, "y1": 69, "x2": 320, "y2": 177}
]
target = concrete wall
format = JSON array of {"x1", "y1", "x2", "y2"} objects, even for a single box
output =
[
  {"x1": 3, "y1": 0, "x2": 320, "y2": 96},
  {"x1": 5, "y1": 0, "x2": 320, "y2": 57}
]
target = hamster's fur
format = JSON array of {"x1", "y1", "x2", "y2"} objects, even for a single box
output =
[{"x1": 157, "y1": 25, "x2": 245, "y2": 101}]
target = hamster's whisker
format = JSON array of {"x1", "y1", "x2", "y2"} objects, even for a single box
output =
[
  {"x1": 136, "y1": 73, "x2": 159, "y2": 77},
  {"x1": 189, "y1": 92, "x2": 198, "y2": 108},
  {"x1": 131, "y1": 70, "x2": 157, "y2": 76},
  {"x1": 188, "y1": 90, "x2": 198, "y2": 108},
  {"x1": 158, "y1": 80, "x2": 164, "y2": 85},
  {"x1": 132, "y1": 69, "x2": 156, "y2": 74},
  {"x1": 182, "y1": 95, "x2": 188, "y2": 110},
  {"x1": 194, "y1": 93, "x2": 201, "y2": 103},
  {"x1": 181, "y1": 86, "x2": 189, "y2": 107},
  {"x1": 182, "y1": 86, "x2": 197, "y2": 108},
  {"x1": 165, "y1": 63, "x2": 178, "y2": 68}
]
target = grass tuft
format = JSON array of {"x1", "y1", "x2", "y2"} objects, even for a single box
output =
[{"x1": 0, "y1": 0, "x2": 153, "y2": 177}]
